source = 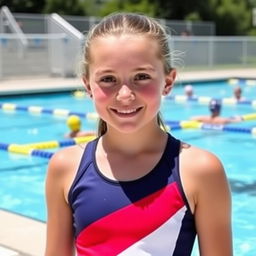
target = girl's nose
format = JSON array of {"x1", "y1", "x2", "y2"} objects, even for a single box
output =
[{"x1": 116, "y1": 85, "x2": 135, "y2": 102}]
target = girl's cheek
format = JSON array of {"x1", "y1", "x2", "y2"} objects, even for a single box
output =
[
  {"x1": 138, "y1": 84, "x2": 161, "y2": 98},
  {"x1": 92, "y1": 87, "x2": 112, "y2": 101}
]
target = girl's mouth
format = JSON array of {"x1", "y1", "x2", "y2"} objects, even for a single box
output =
[{"x1": 110, "y1": 107, "x2": 143, "y2": 117}]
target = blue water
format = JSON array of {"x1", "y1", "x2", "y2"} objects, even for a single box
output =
[{"x1": 0, "y1": 79, "x2": 256, "y2": 255}]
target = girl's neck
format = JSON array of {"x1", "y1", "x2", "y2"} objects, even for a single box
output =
[{"x1": 101, "y1": 126, "x2": 167, "y2": 156}]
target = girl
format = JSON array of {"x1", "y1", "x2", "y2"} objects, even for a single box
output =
[{"x1": 45, "y1": 13, "x2": 233, "y2": 256}]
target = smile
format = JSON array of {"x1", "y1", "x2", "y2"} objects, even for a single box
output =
[{"x1": 110, "y1": 107, "x2": 143, "y2": 116}]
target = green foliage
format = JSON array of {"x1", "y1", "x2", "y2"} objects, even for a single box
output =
[
  {"x1": 0, "y1": 0, "x2": 46, "y2": 13},
  {"x1": 152, "y1": 0, "x2": 206, "y2": 19},
  {"x1": 247, "y1": 0, "x2": 256, "y2": 7},
  {"x1": 210, "y1": 0, "x2": 251, "y2": 35},
  {"x1": 248, "y1": 28, "x2": 256, "y2": 35},
  {"x1": 99, "y1": 0, "x2": 157, "y2": 17},
  {"x1": 44, "y1": 0, "x2": 85, "y2": 15},
  {"x1": 151, "y1": 0, "x2": 254, "y2": 35},
  {"x1": 1, "y1": 0, "x2": 255, "y2": 35},
  {"x1": 82, "y1": 0, "x2": 101, "y2": 16},
  {"x1": 98, "y1": 0, "x2": 122, "y2": 17},
  {"x1": 185, "y1": 12, "x2": 201, "y2": 22},
  {"x1": 122, "y1": 0, "x2": 157, "y2": 16}
]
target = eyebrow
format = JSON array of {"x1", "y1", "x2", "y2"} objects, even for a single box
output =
[
  {"x1": 95, "y1": 69, "x2": 114, "y2": 76},
  {"x1": 133, "y1": 66, "x2": 156, "y2": 72},
  {"x1": 94, "y1": 66, "x2": 156, "y2": 76}
]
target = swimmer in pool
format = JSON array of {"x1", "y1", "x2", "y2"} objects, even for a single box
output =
[
  {"x1": 65, "y1": 115, "x2": 95, "y2": 138},
  {"x1": 191, "y1": 99, "x2": 243, "y2": 125},
  {"x1": 233, "y1": 86, "x2": 246, "y2": 101},
  {"x1": 184, "y1": 84, "x2": 194, "y2": 98}
]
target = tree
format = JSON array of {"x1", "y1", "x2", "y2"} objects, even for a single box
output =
[
  {"x1": 150, "y1": 0, "x2": 207, "y2": 20},
  {"x1": 81, "y1": 0, "x2": 102, "y2": 16},
  {"x1": 204, "y1": 0, "x2": 251, "y2": 35},
  {"x1": 150, "y1": 0, "x2": 252, "y2": 35},
  {"x1": 0, "y1": 0, "x2": 46, "y2": 13},
  {"x1": 1, "y1": 0, "x2": 254, "y2": 35},
  {"x1": 99, "y1": 0, "x2": 157, "y2": 17},
  {"x1": 44, "y1": 0, "x2": 85, "y2": 15}
]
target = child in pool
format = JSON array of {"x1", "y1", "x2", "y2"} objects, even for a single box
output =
[
  {"x1": 65, "y1": 115, "x2": 95, "y2": 138},
  {"x1": 191, "y1": 99, "x2": 242, "y2": 125}
]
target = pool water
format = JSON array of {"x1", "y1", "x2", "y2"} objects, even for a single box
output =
[{"x1": 0, "y1": 79, "x2": 256, "y2": 255}]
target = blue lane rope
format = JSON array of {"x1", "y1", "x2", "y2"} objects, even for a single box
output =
[
  {"x1": 22, "y1": 136, "x2": 96, "y2": 149},
  {"x1": 1, "y1": 119, "x2": 255, "y2": 160},
  {"x1": 0, "y1": 135, "x2": 96, "y2": 159},
  {"x1": 227, "y1": 78, "x2": 256, "y2": 86},
  {"x1": 30, "y1": 150, "x2": 54, "y2": 159},
  {"x1": 165, "y1": 95, "x2": 256, "y2": 107},
  {"x1": 0, "y1": 142, "x2": 53, "y2": 159},
  {"x1": 1, "y1": 100, "x2": 256, "y2": 159},
  {"x1": 165, "y1": 120, "x2": 256, "y2": 134},
  {"x1": 164, "y1": 111, "x2": 256, "y2": 124},
  {"x1": 0, "y1": 103, "x2": 98, "y2": 120}
]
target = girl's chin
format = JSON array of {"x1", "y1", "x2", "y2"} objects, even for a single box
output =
[{"x1": 109, "y1": 123, "x2": 143, "y2": 134}]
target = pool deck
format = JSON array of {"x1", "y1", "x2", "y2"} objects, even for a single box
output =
[
  {"x1": 0, "y1": 68, "x2": 256, "y2": 96},
  {"x1": 0, "y1": 67, "x2": 256, "y2": 256}
]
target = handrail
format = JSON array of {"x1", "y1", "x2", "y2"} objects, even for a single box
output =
[
  {"x1": 0, "y1": 6, "x2": 28, "y2": 48},
  {"x1": 48, "y1": 13, "x2": 84, "y2": 76},
  {"x1": 49, "y1": 13, "x2": 84, "y2": 40}
]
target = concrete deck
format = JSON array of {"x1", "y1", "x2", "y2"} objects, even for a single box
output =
[
  {"x1": 0, "y1": 210, "x2": 45, "y2": 256},
  {"x1": 0, "y1": 68, "x2": 256, "y2": 96},
  {"x1": 0, "y1": 67, "x2": 255, "y2": 256}
]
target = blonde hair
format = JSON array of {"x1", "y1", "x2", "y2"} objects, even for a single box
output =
[{"x1": 82, "y1": 12, "x2": 172, "y2": 136}]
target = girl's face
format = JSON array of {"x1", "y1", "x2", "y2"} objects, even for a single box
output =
[{"x1": 84, "y1": 35, "x2": 176, "y2": 134}]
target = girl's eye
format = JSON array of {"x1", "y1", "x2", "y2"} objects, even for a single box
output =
[
  {"x1": 134, "y1": 73, "x2": 151, "y2": 81},
  {"x1": 100, "y1": 76, "x2": 116, "y2": 83}
]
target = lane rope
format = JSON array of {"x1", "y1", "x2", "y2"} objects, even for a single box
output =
[{"x1": 0, "y1": 103, "x2": 99, "y2": 120}]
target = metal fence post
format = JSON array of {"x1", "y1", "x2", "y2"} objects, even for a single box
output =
[
  {"x1": 208, "y1": 38, "x2": 214, "y2": 67},
  {"x1": 242, "y1": 39, "x2": 247, "y2": 66}
]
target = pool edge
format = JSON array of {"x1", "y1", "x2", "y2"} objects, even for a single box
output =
[{"x1": 0, "y1": 209, "x2": 46, "y2": 256}]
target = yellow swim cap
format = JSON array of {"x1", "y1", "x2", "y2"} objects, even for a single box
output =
[{"x1": 67, "y1": 115, "x2": 81, "y2": 131}]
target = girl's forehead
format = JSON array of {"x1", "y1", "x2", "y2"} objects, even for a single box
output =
[
  {"x1": 91, "y1": 33, "x2": 155, "y2": 47},
  {"x1": 89, "y1": 34, "x2": 159, "y2": 58},
  {"x1": 86, "y1": 34, "x2": 166, "y2": 75}
]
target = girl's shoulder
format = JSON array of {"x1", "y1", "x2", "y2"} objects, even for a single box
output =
[
  {"x1": 179, "y1": 141, "x2": 225, "y2": 179},
  {"x1": 47, "y1": 144, "x2": 86, "y2": 179},
  {"x1": 46, "y1": 144, "x2": 87, "y2": 203},
  {"x1": 179, "y1": 142, "x2": 228, "y2": 213}
]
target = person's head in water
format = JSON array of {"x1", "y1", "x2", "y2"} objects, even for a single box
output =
[
  {"x1": 209, "y1": 99, "x2": 221, "y2": 116},
  {"x1": 66, "y1": 115, "x2": 81, "y2": 132},
  {"x1": 233, "y1": 86, "x2": 242, "y2": 100},
  {"x1": 184, "y1": 85, "x2": 194, "y2": 97}
]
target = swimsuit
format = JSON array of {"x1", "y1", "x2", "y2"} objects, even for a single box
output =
[{"x1": 68, "y1": 133, "x2": 196, "y2": 255}]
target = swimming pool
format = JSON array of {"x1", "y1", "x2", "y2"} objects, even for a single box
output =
[{"x1": 0, "y1": 79, "x2": 256, "y2": 255}]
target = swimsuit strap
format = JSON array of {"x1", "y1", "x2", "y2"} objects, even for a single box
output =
[{"x1": 68, "y1": 138, "x2": 99, "y2": 204}]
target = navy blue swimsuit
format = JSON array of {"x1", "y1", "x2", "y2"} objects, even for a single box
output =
[{"x1": 68, "y1": 133, "x2": 196, "y2": 255}]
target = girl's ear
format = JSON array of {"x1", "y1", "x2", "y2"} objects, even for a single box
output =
[
  {"x1": 162, "y1": 69, "x2": 176, "y2": 96},
  {"x1": 82, "y1": 77, "x2": 92, "y2": 97}
]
